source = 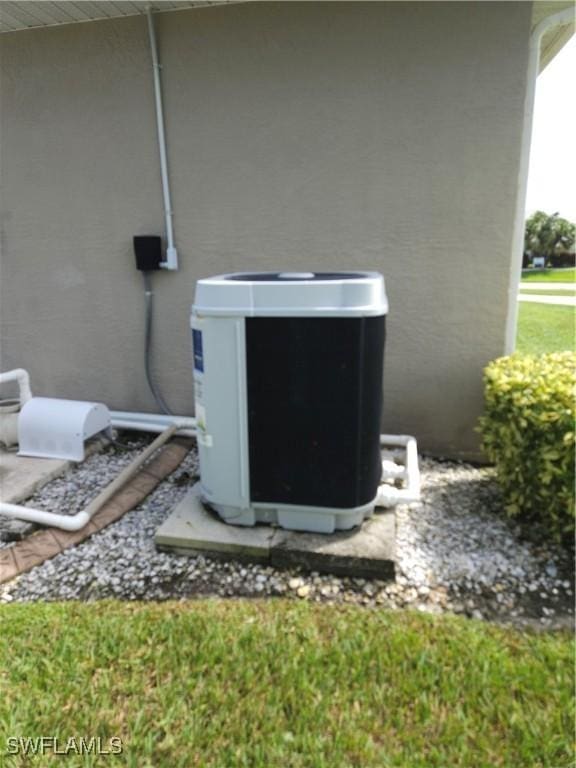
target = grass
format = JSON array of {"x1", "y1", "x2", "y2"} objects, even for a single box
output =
[
  {"x1": 516, "y1": 302, "x2": 575, "y2": 355},
  {"x1": 519, "y1": 288, "x2": 575, "y2": 296},
  {"x1": 521, "y1": 268, "x2": 575, "y2": 283},
  {"x1": 0, "y1": 600, "x2": 573, "y2": 768}
]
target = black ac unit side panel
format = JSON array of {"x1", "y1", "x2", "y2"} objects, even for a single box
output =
[{"x1": 245, "y1": 316, "x2": 385, "y2": 509}]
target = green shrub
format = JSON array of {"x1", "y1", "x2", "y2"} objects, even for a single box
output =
[{"x1": 478, "y1": 352, "x2": 575, "y2": 540}]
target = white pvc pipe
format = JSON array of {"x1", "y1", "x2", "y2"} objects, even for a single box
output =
[
  {"x1": 504, "y1": 8, "x2": 574, "y2": 352},
  {"x1": 146, "y1": 6, "x2": 178, "y2": 271},
  {"x1": 377, "y1": 434, "x2": 421, "y2": 506},
  {"x1": 110, "y1": 410, "x2": 196, "y2": 437},
  {"x1": 0, "y1": 369, "x2": 32, "y2": 406},
  {"x1": 111, "y1": 410, "x2": 196, "y2": 429},
  {"x1": 0, "y1": 425, "x2": 178, "y2": 531}
]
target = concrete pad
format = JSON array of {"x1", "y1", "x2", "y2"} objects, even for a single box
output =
[
  {"x1": 155, "y1": 484, "x2": 396, "y2": 579},
  {"x1": 271, "y1": 512, "x2": 395, "y2": 579},
  {"x1": 0, "y1": 451, "x2": 71, "y2": 504},
  {"x1": 155, "y1": 486, "x2": 275, "y2": 561}
]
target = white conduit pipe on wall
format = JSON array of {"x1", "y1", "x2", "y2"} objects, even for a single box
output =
[
  {"x1": 0, "y1": 425, "x2": 178, "y2": 531},
  {"x1": 504, "y1": 8, "x2": 574, "y2": 352},
  {"x1": 146, "y1": 6, "x2": 178, "y2": 271}
]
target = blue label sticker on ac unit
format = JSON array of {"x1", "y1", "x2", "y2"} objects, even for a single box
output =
[{"x1": 193, "y1": 329, "x2": 204, "y2": 372}]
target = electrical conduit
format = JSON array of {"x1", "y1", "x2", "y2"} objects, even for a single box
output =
[
  {"x1": 146, "y1": 6, "x2": 178, "y2": 271},
  {"x1": 143, "y1": 271, "x2": 173, "y2": 414}
]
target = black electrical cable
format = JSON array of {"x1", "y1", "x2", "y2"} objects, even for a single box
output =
[{"x1": 143, "y1": 271, "x2": 173, "y2": 415}]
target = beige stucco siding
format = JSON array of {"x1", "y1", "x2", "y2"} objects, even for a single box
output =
[{"x1": 0, "y1": 2, "x2": 532, "y2": 458}]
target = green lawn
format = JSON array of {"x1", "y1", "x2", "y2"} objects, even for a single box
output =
[
  {"x1": 519, "y1": 288, "x2": 575, "y2": 296},
  {"x1": 0, "y1": 600, "x2": 573, "y2": 768},
  {"x1": 521, "y1": 268, "x2": 575, "y2": 283},
  {"x1": 516, "y1": 302, "x2": 575, "y2": 355}
]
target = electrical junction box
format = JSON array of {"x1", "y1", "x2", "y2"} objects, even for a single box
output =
[{"x1": 191, "y1": 271, "x2": 388, "y2": 534}]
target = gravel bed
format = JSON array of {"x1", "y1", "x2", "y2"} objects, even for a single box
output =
[
  {"x1": 0, "y1": 437, "x2": 153, "y2": 546},
  {"x1": 1, "y1": 445, "x2": 573, "y2": 629}
]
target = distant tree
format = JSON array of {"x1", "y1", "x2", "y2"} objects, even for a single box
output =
[{"x1": 524, "y1": 211, "x2": 575, "y2": 265}]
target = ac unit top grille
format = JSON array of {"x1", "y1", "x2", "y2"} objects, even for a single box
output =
[{"x1": 223, "y1": 272, "x2": 373, "y2": 282}]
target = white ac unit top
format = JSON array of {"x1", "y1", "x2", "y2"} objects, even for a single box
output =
[{"x1": 193, "y1": 271, "x2": 388, "y2": 318}]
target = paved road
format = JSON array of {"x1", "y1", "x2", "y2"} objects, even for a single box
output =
[
  {"x1": 519, "y1": 282, "x2": 575, "y2": 290},
  {"x1": 518, "y1": 294, "x2": 576, "y2": 306}
]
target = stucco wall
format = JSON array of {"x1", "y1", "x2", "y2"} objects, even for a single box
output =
[{"x1": 0, "y1": 2, "x2": 531, "y2": 458}]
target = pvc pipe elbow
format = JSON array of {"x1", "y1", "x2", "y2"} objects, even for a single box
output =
[
  {"x1": 376, "y1": 485, "x2": 421, "y2": 508},
  {"x1": 376, "y1": 485, "x2": 402, "y2": 507},
  {"x1": 0, "y1": 503, "x2": 89, "y2": 531},
  {"x1": 0, "y1": 368, "x2": 32, "y2": 405},
  {"x1": 161, "y1": 245, "x2": 179, "y2": 271},
  {"x1": 58, "y1": 511, "x2": 91, "y2": 531}
]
